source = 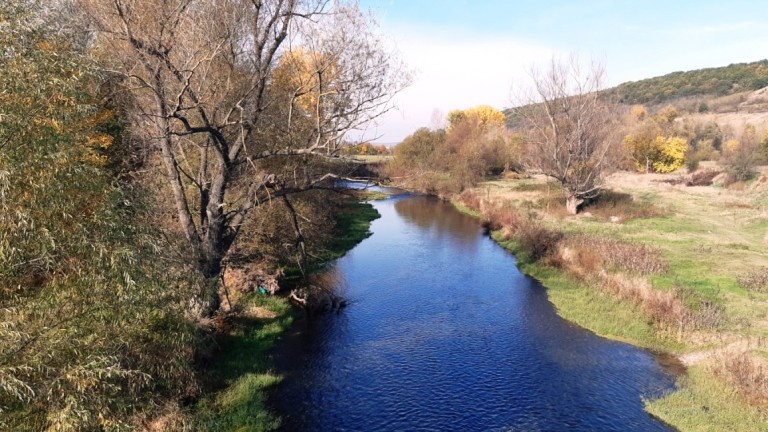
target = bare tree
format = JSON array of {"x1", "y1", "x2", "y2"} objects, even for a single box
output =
[
  {"x1": 513, "y1": 57, "x2": 618, "y2": 214},
  {"x1": 79, "y1": 0, "x2": 408, "y2": 291}
]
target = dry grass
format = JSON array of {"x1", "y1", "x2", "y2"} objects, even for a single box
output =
[
  {"x1": 566, "y1": 235, "x2": 668, "y2": 275},
  {"x1": 739, "y1": 267, "x2": 768, "y2": 294},
  {"x1": 710, "y1": 345, "x2": 768, "y2": 408}
]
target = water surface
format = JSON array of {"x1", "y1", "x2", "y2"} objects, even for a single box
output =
[{"x1": 270, "y1": 195, "x2": 675, "y2": 431}]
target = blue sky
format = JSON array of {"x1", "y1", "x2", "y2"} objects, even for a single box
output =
[{"x1": 356, "y1": 0, "x2": 768, "y2": 142}]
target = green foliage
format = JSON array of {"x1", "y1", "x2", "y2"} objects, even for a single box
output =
[
  {"x1": 0, "y1": 3, "x2": 199, "y2": 429},
  {"x1": 612, "y1": 60, "x2": 768, "y2": 105}
]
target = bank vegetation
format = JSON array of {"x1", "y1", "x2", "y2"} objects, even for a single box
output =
[
  {"x1": 386, "y1": 56, "x2": 768, "y2": 431},
  {"x1": 0, "y1": 1, "x2": 402, "y2": 430}
]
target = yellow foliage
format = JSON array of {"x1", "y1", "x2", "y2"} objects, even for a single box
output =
[
  {"x1": 626, "y1": 133, "x2": 687, "y2": 173},
  {"x1": 654, "y1": 105, "x2": 679, "y2": 125},
  {"x1": 629, "y1": 105, "x2": 647, "y2": 122},
  {"x1": 724, "y1": 138, "x2": 741, "y2": 153},
  {"x1": 272, "y1": 49, "x2": 340, "y2": 117},
  {"x1": 652, "y1": 136, "x2": 686, "y2": 173},
  {"x1": 447, "y1": 105, "x2": 505, "y2": 130}
]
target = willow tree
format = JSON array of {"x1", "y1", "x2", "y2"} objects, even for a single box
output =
[
  {"x1": 0, "y1": 2, "x2": 197, "y2": 428},
  {"x1": 81, "y1": 0, "x2": 408, "y2": 288},
  {"x1": 513, "y1": 57, "x2": 618, "y2": 214}
]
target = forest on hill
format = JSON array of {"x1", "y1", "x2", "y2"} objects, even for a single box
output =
[{"x1": 610, "y1": 59, "x2": 768, "y2": 105}]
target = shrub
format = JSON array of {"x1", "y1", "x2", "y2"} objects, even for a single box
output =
[
  {"x1": 568, "y1": 236, "x2": 668, "y2": 275},
  {"x1": 738, "y1": 267, "x2": 768, "y2": 293},
  {"x1": 711, "y1": 350, "x2": 768, "y2": 407},
  {"x1": 517, "y1": 223, "x2": 564, "y2": 262}
]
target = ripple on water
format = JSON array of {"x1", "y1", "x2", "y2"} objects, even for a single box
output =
[{"x1": 270, "y1": 196, "x2": 676, "y2": 431}]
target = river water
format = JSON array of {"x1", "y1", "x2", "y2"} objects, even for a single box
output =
[{"x1": 270, "y1": 194, "x2": 676, "y2": 431}]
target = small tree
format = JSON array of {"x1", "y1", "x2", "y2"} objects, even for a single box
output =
[
  {"x1": 513, "y1": 57, "x2": 618, "y2": 214},
  {"x1": 722, "y1": 124, "x2": 761, "y2": 183}
]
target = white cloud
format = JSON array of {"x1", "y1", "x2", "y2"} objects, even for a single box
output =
[{"x1": 360, "y1": 27, "x2": 556, "y2": 143}]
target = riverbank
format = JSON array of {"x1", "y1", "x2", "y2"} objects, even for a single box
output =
[
  {"x1": 455, "y1": 168, "x2": 768, "y2": 431},
  {"x1": 192, "y1": 195, "x2": 382, "y2": 431}
]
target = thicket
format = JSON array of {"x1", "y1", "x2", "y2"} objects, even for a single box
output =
[
  {"x1": 0, "y1": 4, "x2": 200, "y2": 429},
  {"x1": 385, "y1": 106, "x2": 520, "y2": 195},
  {"x1": 1, "y1": 1, "x2": 398, "y2": 429}
]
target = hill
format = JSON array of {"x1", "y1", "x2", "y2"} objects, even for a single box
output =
[{"x1": 611, "y1": 59, "x2": 768, "y2": 106}]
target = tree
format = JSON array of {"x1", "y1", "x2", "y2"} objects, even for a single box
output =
[
  {"x1": 513, "y1": 57, "x2": 618, "y2": 214},
  {"x1": 625, "y1": 135, "x2": 687, "y2": 173},
  {"x1": 722, "y1": 124, "x2": 761, "y2": 182},
  {"x1": 80, "y1": 0, "x2": 408, "y2": 299}
]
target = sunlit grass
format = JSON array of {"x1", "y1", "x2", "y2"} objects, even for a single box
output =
[{"x1": 646, "y1": 366, "x2": 768, "y2": 432}]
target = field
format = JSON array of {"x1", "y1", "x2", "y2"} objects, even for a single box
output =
[{"x1": 462, "y1": 165, "x2": 768, "y2": 430}]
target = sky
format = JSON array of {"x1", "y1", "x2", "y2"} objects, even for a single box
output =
[{"x1": 355, "y1": 0, "x2": 768, "y2": 143}]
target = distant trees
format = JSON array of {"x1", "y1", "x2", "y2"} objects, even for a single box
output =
[
  {"x1": 612, "y1": 60, "x2": 768, "y2": 105},
  {"x1": 80, "y1": 0, "x2": 408, "y2": 293},
  {"x1": 513, "y1": 57, "x2": 619, "y2": 214},
  {"x1": 722, "y1": 124, "x2": 762, "y2": 182},
  {"x1": 387, "y1": 106, "x2": 518, "y2": 194}
]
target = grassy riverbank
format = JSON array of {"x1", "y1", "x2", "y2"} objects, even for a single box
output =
[
  {"x1": 457, "y1": 168, "x2": 768, "y2": 431},
  {"x1": 194, "y1": 198, "x2": 381, "y2": 431}
]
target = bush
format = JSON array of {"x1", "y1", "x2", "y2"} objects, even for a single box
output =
[
  {"x1": 569, "y1": 236, "x2": 668, "y2": 275},
  {"x1": 711, "y1": 350, "x2": 768, "y2": 407},
  {"x1": 738, "y1": 267, "x2": 768, "y2": 293},
  {"x1": 518, "y1": 223, "x2": 564, "y2": 262}
]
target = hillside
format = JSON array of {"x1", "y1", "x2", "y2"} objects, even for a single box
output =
[{"x1": 611, "y1": 59, "x2": 768, "y2": 106}]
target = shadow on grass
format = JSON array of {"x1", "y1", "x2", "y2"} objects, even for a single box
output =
[{"x1": 195, "y1": 296, "x2": 294, "y2": 432}]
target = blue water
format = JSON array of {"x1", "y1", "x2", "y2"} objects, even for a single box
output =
[{"x1": 270, "y1": 195, "x2": 676, "y2": 431}]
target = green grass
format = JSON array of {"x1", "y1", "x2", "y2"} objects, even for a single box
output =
[
  {"x1": 195, "y1": 296, "x2": 294, "y2": 431},
  {"x1": 284, "y1": 199, "x2": 381, "y2": 279},
  {"x1": 471, "y1": 173, "x2": 768, "y2": 431},
  {"x1": 195, "y1": 198, "x2": 381, "y2": 431},
  {"x1": 325, "y1": 200, "x2": 381, "y2": 261},
  {"x1": 492, "y1": 233, "x2": 683, "y2": 353},
  {"x1": 646, "y1": 366, "x2": 768, "y2": 432}
]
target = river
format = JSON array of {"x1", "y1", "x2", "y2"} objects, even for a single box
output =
[{"x1": 269, "y1": 193, "x2": 676, "y2": 431}]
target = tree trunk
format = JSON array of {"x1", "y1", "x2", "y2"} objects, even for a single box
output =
[{"x1": 566, "y1": 195, "x2": 584, "y2": 215}]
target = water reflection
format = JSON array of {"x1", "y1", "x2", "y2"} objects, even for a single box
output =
[{"x1": 270, "y1": 195, "x2": 676, "y2": 431}]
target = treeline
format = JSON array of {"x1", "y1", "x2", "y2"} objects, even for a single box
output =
[
  {"x1": 384, "y1": 106, "x2": 520, "y2": 195},
  {"x1": 611, "y1": 59, "x2": 768, "y2": 105},
  {"x1": 390, "y1": 59, "x2": 768, "y2": 214},
  {"x1": 0, "y1": 1, "x2": 404, "y2": 430}
]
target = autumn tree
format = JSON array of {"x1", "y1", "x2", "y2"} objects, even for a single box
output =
[
  {"x1": 624, "y1": 105, "x2": 688, "y2": 173},
  {"x1": 513, "y1": 57, "x2": 619, "y2": 214},
  {"x1": 447, "y1": 105, "x2": 506, "y2": 130},
  {"x1": 80, "y1": 0, "x2": 408, "y2": 303}
]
